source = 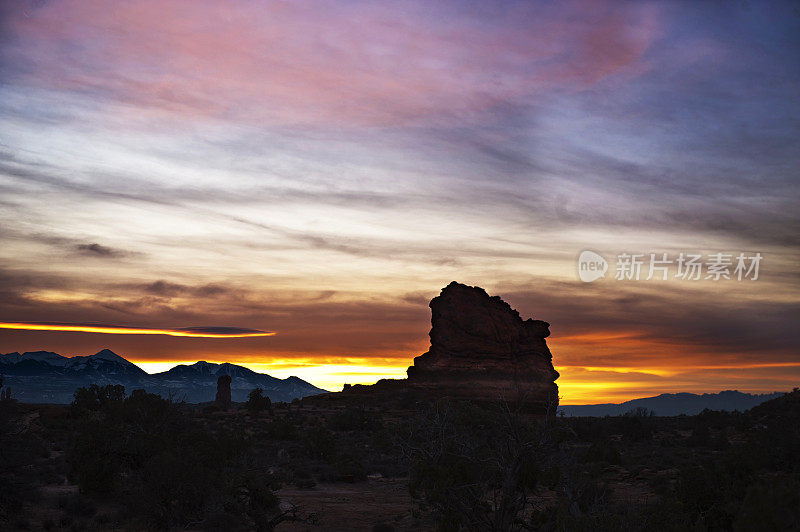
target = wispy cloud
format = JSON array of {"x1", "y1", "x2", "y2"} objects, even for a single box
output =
[
  {"x1": 0, "y1": 321, "x2": 273, "y2": 338},
  {"x1": 0, "y1": 0, "x2": 661, "y2": 126},
  {"x1": 75, "y1": 243, "x2": 125, "y2": 257}
]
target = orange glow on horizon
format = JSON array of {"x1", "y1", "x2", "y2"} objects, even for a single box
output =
[
  {"x1": 6, "y1": 326, "x2": 795, "y2": 404},
  {"x1": 0, "y1": 322, "x2": 274, "y2": 338},
  {"x1": 131, "y1": 355, "x2": 409, "y2": 391},
  {"x1": 124, "y1": 355, "x2": 800, "y2": 404}
]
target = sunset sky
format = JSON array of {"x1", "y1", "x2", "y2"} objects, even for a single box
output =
[{"x1": 1, "y1": 0, "x2": 798, "y2": 404}]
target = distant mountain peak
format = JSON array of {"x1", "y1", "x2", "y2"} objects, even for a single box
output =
[
  {"x1": 92, "y1": 348, "x2": 125, "y2": 360},
  {"x1": 1, "y1": 348, "x2": 327, "y2": 404},
  {"x1": 1, "y1": 350, "x2": 68, "y2": 367},
  {"x1": 559, "y1": 390, "x2": 786, "y2": 417},
  {"x1": 187, "y1": 360, "x2": 218, "y2": 370},
  {"x1": 86, "y1": 349, "x2": 142, "y2": 369}
]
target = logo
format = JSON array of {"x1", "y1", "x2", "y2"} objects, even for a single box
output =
[
  {"x1": 574, "y1": 250, "x2": 762, "y2": 282},
  {"x1": 578, "y1": 250, "x2": 608, "y2": 282}
]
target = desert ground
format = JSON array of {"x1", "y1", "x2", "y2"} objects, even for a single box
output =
[{"x1": 2, "y1": 387, "x2": 799, "y2": 531}]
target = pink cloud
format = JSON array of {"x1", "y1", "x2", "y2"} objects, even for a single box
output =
[{"x1": 3, "y1": 0, "x2": 663, "y2": 126}]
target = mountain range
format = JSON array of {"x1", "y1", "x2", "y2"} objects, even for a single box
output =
[
  {"x1": 558, "y1": 390, "x2": 786, "y2": 417},
  {"x1": 1, "y1": 349, "x2": 786, "y2": 413},
  {"x1": 0, "y1": 349, "x2": 326, "y2": 404}
]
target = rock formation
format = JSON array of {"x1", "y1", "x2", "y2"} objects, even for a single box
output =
[
  {"x1": 215, "y1": 375, "x2": 232, "y2": 410},
  {"x1": 406, "y1": 282, "x2": 559, "y2": 412}
]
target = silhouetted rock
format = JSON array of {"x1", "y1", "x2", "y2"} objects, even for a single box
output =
[
  {"x1": 406, "y1": 282, "x2": 559, "y2": 412},
  {"x1": 302, "y1": 282, "x2": 560, "y2": 414},
  {"x1": 215, "y1": 375, "x2": 232, "y2": 410}
]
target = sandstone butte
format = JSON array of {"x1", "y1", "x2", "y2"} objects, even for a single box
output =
[
  {"x1": 312, "y1": 282, "x2": 560, "y2": 416},
  {"x1": 406, "y1": 282, "x2": 559, "y2": 409}
]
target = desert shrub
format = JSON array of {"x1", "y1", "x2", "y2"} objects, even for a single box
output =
[
  {"x1": 328, "y1": 404, "x2": 382, "y2": 432},
  {"x1": 534, "y1": 498, "x2": 689, "y2": 532},
  {"x1": 668, "y1": 407, "x2": 800, "y2": 532},
  {"x1": 66, "y1": 387, "x2": 283, "y2": 530},
  {"x1": 266, "y1": 415, "x2": 300, "y2": 440},
  {"x1": 583, "y1": 438, "x2": 621, "y2": 465},
  {"x1": 365, "y1": 455, "x2": 407, "y2": 479},
  {"x1": 247, "y1": 388, "x2": 272, "y2": 413},
  {"x1": 687, "y1": 423, "x2": 711, "y2": 448},
  {"x1": 566, "y1": 417, "x2": 609, "y2": 442},
  {"x1": 406, "y1": 400, "x2": 552, "y2": 531},
  {"x1": 0, "y1": 476, "x2": 33, "y2": 523},
  {"x1": 620, "y1": 409, "x2": 654, "y2": 442},
  {"x1": 734, "y1": 474, "x2": 800, "y2": 531},
  {"x1": 0, "y1": 374, "x2": 13, "y2": 403},
  {"x1": 302, "y1": 425, "x2": 338, "y2": 460},
  {"x1": 675, "y1": 460, "x2": 750, "y2": 530},
  {"x1": 624, "y1": 407, "x2": 655, "y2": 418},
  {"x1": 240, "y1": 471, "x2": 281, "y2": 528},
  {"x1": 677, "y1": 465, "x2": 721, "y2": 519},
  {"x1": 294, "y1": 476, "x2": 317, "y2": 489},
  {"x1": 538, "y1": 464, "x2": 560, "y2": 490},
  {"x1": 648, "y1": 472, "x2": 673, "y2": 496},
  {"x1": 71, "y1": 384, "x2": 125, "y2": 412},
  {"x1": 11, "y1": 517, "x2": 29, "y2": 529},
  {"x1": 58, "y1": 494, "x2": 96, "y2": 518},
  {"x1": 0, "y1": 402, "x2": 44, "y2": 523},
  {"x1": 332, "y1": 454, "x2": 367, "y2": 482},
  {"x1": 291, "y1": 466, "x2": 317, "y2": 489}
]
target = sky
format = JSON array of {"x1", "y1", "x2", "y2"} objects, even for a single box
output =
[{"x1": 0, "y1": 0, "x2": 798, "y2": 404}]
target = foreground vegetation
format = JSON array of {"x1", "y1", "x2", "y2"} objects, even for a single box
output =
[{"x1": 1, "y1": 383, "x2": 798, "y2": 530}]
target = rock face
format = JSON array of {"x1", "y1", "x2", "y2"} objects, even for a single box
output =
[
  {"x1": 215, "y1": 375, "x2": 232, "y2": 410},
  {"x1": 407, "y1": 282, "x2": 559, "y2": 412}
]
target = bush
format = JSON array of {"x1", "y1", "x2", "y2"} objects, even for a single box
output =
[
  {"x1": 734, "y1": 474, "x2": 800, "y2": 531},
  {"x1": 328, "y1": 405, "x2": 382, "y2": 432},
  {"x1": 620, "y1": 408, "x2": 654, "y2": 442},
  {"x1": 266, "y1": 415, "x2": 300, "y2": 440},
  {"x1": 0, "y1": 401, "x2": 44, "y2": 522},
  {"x1": 247, "y1": 388, "x2": 272, "y2": 413},
  {"x1": 58, "y1": 494, "x2": 96, "y2": 518},
  {"x1": 71, "y1": 384, "x2": 125, "y2": 412},
  {"x1": 583, "y1": 439, "x2": 621, "y2": 465},
  {"x1": 303, "y1": 425, "x2": 337, "y2": 460},
  {"x1": 66, "y1": 387, "x2": 281, "y2": 529},
  {"x1": 406, "y1": 400, "x2": 552, "y2": 530}
]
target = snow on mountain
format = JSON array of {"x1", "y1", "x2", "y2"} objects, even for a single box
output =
[
  {"x1": 1, "y1": 351, "x2": 68, "y2": 366},
  {"x1": 0, "y1": 348, "x2": 326, "y2": 404},
  {"x1": 63, "y1": 349, "x2": 147, "y2": 377},
  {"x1": 91, "y1": 348, "x2": 136, "y2": 365}
]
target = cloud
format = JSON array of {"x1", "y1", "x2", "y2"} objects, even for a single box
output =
[
  {"x1": 498, "y1": 279, "x2": 800, "y2": 367},
  {"x1": 173, "y1": 326, "x2": 271, "y2": 337},
  {"x1": 139, "y1": 280, "x2": 230, "y2": 298},
  {"x1": 0, "y1": 321, "x2": 273, "y2": 338},
  {"x1": 75, "y1": 243, "x2": 122, "y2": 257},
  {"x1": 0, "y1": 0, "x2": 662, "y2": 127},
  {"x1": 0, "y1": 0, "x2": 797, "y2": 400}
]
